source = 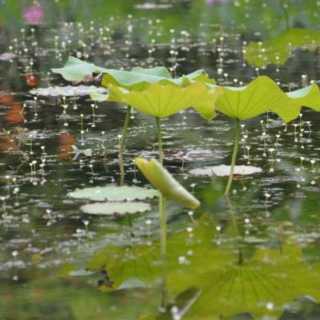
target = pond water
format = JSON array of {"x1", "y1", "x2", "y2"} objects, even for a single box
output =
[{"x1": 1, "y1": 1, "x2": 320, "y2": 319}]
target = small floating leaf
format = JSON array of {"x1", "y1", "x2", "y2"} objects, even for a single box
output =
[
  {"x1": 215, "y1": 76, "x2": 320, "y2": 122},
  {"x1": 30, "y1": 85, "x2": 107, "y2": 97},
  {"x1": 81, "y1": 202, "x2": 151, "y2": 215},
  {"x1": 189, "y1": 165, "x2": 262, "y2": 177},
  {"x1": 135, "y1": 158, "x2": 200, "y2": 209},
  {"x1": 68, "y1": 185, "x2": 159, "y2": 202}
]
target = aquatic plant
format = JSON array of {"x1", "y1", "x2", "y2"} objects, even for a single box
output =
[
  {"x1": 135, "y1": 157, "x2": 200, "y2": 306},
  {"x1": 53, "y1": 57, "x2": 220, "y2": 183},
  {"x1": 214, "y1": 76, "x2": 320, "y2": 194}
]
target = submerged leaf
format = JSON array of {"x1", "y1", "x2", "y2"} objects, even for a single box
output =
[
  {"x1": 215, "y1": 76, "x2": 320, "y2": 122},
  {"x1": 68, "y1": 185, "x2": 159, "y2": 202},
  {"x1": 104, "y1": 82, "x2": 222, "y2": 120},
  {"x1": 134, "y1": 158, "x2": 200, "y2": 209},
  {"x1": 81, "y1": 202, "x2": 151, "y2": 215}
]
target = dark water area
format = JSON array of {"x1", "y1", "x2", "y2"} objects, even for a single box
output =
[{"x1": 1, "y1": 1, "x2": 320, "y2": 319}]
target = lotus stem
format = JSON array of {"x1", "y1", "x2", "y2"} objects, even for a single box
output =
[
  {"x1": 225, "y1": 119, "x2": 241, "y2": 195},
  {"x1": 156, "y1": 117, "x2": 163, "y2": 164},
  {"x1": 159, "y1": 192, "x2": 168, "y2": 307},
  {"x1": 119, "y1": 105, "x2": 132, "y2": 185},
  {"x1": 156, "y1": 116, "x2": 167, "y2": 307}
]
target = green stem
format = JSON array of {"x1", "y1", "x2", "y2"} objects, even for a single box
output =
[
  {"x1": 156, "y1": 117, "x2": 163, "y2": 164},
  {"x1": 159, "y1": 192, "x2": 167, "y2": 307},
  {"x1": 119, "y1": 106, "x2": 132, "y2": 185},
  {"x1": 156, "y1": 117, "x2": 167, "y2": 307},
  {"x1": 225, "y1": 119, "x2": 241, "y2": 196}
]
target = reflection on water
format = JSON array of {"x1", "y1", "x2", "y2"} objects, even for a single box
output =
[{"x1": 1, "y1": 0, "x2": 320, "y2": 319}]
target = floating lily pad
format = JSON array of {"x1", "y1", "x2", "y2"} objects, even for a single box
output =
[
  {"x1": 0, "y1": 52, "x2": 16, "y2": 61},
  {"x1": 189, "y1": 165, "x2": 262, "y2": 177},
  {"x1": 81, "y1": 202, "x2": 151, "y2": 215},
  {"x1": 69, "y1": 185, "x2": 159, "y2": 202},
  {"x1": 30, "y1": 85, "x2": 107, "y2": 97}
]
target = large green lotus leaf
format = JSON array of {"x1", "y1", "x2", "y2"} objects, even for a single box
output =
[
  {"x1": 245, "y1": 28, "x2": 320, "y2": 67},
  {"x1": 53, "y1": 57, "x2": 215, "y2": 91},
  {"x1": 68, "y1": 185, "x2": 159, "y2": 202},
  {"x1": 101, "y1": 69, "x2": 216, "y2": 91},
  {"x1": 215, "y1": 76, "x2": 320, "y2": 122},
  {"x1": 135, "y1": 158, "x2": 200, "y2": 209},
  {"x1": 106, "y1": 82, "x2": 222, "y2": 120},
  {"x1": 81, "y1": 202, "x2": 151, "y2": 215}
]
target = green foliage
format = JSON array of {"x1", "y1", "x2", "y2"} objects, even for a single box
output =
[
  {"x1": 68, "y1": 185, "x2": 158, "y2": 202},
  {"x1": 105, "y1": 82, "x2": 221, "y2": 120},
  {"x1": 53, "y1": 57, "x2": 215, "y2": 90},
  {"x1": 135, "y1": 158, "x2": 200, "y2": 209},
  {"x1": 215, "y1": 76, "x2": 320, "y2": 122}
]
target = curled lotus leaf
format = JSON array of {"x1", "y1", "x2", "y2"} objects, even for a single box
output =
[
  {"x1": 98, "y1": 82, "x2": 222, "y2": 120},
  {"x1": 81, "y1": 201, "x2": 151, "y2": 215},
  {"x1": 68, "y1": 185, "x2": 159, "y2": 202},
  {"x1": 215, "y1": 76, "x2": 320, "y2": 122},
  {"x1": 134, "y1": 157, "x2": 200, "y2": 209},
  {"x1": 52, "y1": 56, "x2": 215, "y2": 91}
]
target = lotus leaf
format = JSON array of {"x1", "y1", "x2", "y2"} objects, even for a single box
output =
[
  {"x1": 52, "y1": 56, "x2": 215, "y2": 91},
  {"x1": 81, "y1": 201, "x2": 151, "y2": 215},
  {"x1": 102, "y1": 82, "x2": 222, "y2": 120},
  {"x1": 215, "y1": 76, "x2": 320, "y2": 122},
  {"x1": 134, "y1": 158, "x2": 200, "y2": 209},
  {"x1": 68, "y1": 185, "x2": 159, "y2": 202}
]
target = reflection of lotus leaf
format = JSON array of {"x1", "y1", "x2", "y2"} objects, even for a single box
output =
[
  {"x1": 85, "y1": 214, "x2": 215, "y2": 290},
  {"x1": 245, "y1": 28, "x2": 320, "y2": 67},
  {"x1": 167, "y1": 221, "x2": 320, "y2": 319}
]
